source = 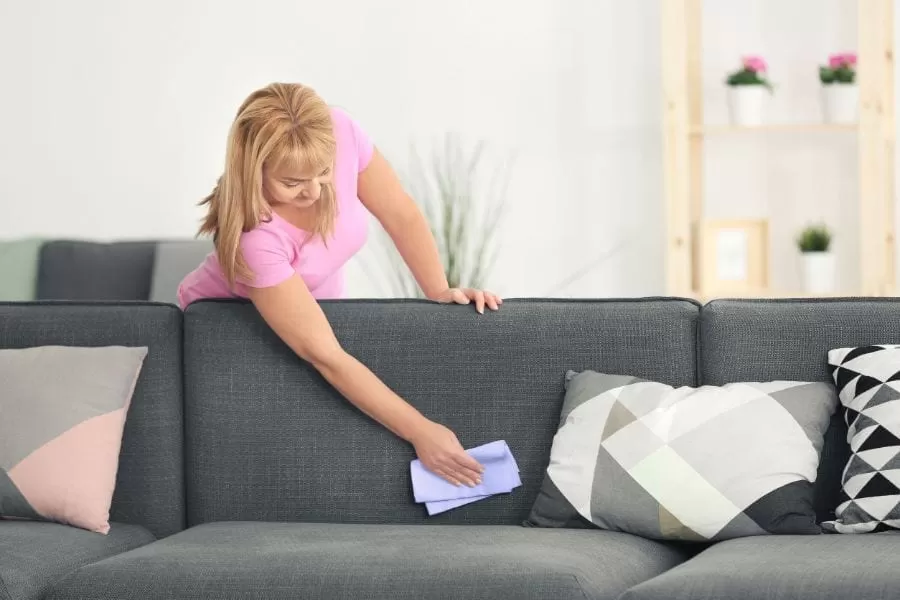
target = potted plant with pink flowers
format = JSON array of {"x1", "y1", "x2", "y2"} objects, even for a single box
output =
[
  {"x1": 819, "y1": 52, "x2": 857, "y2": 124},
  {"x1": 725, "y1": 56, "x2": 773, "y2": 126}
]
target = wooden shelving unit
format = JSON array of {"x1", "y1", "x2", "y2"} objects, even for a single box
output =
[{"x1": 661, "y1": 0, "x2": 896, "y2": 301}]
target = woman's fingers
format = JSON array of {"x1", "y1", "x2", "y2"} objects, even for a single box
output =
[
  {"x1": 432, "y1": 467, "x2": 461, "y2": 487},
  {"x1": 455, "y1": 451, "x2": 484, "y2": 474},
  {"x1": 448, "y1": 453, "x2": 484, "y2": 486},
  {"x1": 485, "y1": 291, "x2": 500, "y2": 311},
  {"x1": 430, "y1": 455, "x2": 483, "y2": 487},
  {"x1": 453, "y1": 463, "x2": 484, "y2": 486},
  {"x1": 472, "y1": 290, "x2": 486, "y2": 314},
  {"x1": 441, "y1": 287, "x2": 502, "y2": 312},
  {"x1": 451, "y1": 288, "x2": 470, "y2": 305}
]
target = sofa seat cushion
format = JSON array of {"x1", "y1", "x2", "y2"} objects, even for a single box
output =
[
  {"x1": 0, "y1": 521, "x2": 155, "y2": 600},
  {"x1": 620, "y1": 533, "x2": 900, "y2": 600},
  {"x1": 45, "y1": 522, "x2": 691, "y2": 600}
]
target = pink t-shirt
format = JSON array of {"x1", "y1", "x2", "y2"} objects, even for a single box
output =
[{"x1": 177, "y1": 107, "x2": 373, "y2": 309}]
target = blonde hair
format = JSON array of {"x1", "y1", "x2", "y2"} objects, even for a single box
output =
[{"x1": 198, "y1": 82, "x2": 337, "y2": 287}]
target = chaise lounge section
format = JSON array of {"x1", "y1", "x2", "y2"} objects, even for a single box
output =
[{"x1": 0, "y1": 303, "x2": 185, "y2": 600}]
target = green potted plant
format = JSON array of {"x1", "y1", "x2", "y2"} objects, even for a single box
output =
[
  {"x1": 796, "y1": 223, "x2": 835, "y2": 294},
  {"x1": 725, "y1": 55, "x2": 774, "y2": 126},
  {"x1": 819, "y1": 52, "x2": 857, "y2": 124}
]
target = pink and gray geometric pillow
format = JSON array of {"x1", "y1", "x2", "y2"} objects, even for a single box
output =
[
  {"x1": 0, "y1": 345, "x2": 147, "y2": 534},
  {"x1": 526, "y1": 370, "x2": 839, "y2": 541},
  {"x1": 826, "y1": 345, "x2": 900, "y2": 533}
]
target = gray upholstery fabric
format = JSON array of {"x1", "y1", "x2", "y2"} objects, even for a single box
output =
[
  {"x1": 620, "y1": 533, "x2": 900, "y2": 600},
  {"x1": 45, "y1": 522, "x2": 691, "y2": 600},
  {"x1": 183, "y1": 298, "x2": 699, "y2": 527},
  {"x1": 0, "y1": 520, "x2": 154, "y2": 600},
  {"x1": 699, "y1": 298, "x2": 900, "y2": 524},
  {"x1": 148, "y1": 240, "x2": 213, "y2": 304},
  {"x1": 36, "y1": 240, "x2": 156, "y2": 300},
  {"x1": 0, "y1": 303, "x2": 185, "y2": 538}
]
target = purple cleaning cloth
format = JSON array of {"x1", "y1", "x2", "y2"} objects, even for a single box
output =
[{"x1": 410, "y1": 440, "x2": 521, "y2": 515}]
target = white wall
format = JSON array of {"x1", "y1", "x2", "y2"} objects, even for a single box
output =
[{"x1": 0, "y1": 0, "x2": 886, "y2": 298}]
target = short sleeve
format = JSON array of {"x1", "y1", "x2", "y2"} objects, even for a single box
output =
[
  {"x1": 332, "y1": 107, "x2": 374, "y2": 172},
  {"x1": 237, "y1": 227, "x2": 295, "y2": 288},
  {"x1": 353, "y1": 117, "x2": 374, "y2": 172}
]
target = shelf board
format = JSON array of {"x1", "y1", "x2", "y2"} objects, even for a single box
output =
[{"x1": 691, "y1": 123, "x2": 858, "y2": 136}]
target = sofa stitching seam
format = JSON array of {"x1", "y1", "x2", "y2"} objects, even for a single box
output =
[{"x1": 569, "y1": 574, "x2": 590, "y2": 600}]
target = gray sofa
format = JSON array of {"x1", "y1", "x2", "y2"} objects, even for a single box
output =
[
  {"x1": 1, "y1": 296, "x2": 896, "y2": 600},
  {"x1": 0, "y1": 238, "x2": 213, "y2": 304}
]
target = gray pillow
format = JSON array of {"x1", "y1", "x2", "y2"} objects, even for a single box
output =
[
  {"x1": 149, "y1": 239, "x2": 214, "y2": 304},
  {"x1": 524, "y1": 370, "x2": 838, "y2": 542},
  {"x1": 1, "y1": 345, "x2": 148, "y2": 534}
]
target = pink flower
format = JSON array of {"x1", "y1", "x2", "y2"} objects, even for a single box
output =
[
  {"x1": 742, "y1": 55, "x2": 767, "y2": 73},
  {"x1": 829, "y1": 52, "x2": 857, "y2": 68}
]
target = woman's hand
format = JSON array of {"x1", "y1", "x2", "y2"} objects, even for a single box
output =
[
  {"x1": 430, "y1": 287, "x2": 502, "y2": 314},
  {"x1": 410, "y1": 420, "x2": 484, "y2": 487}
]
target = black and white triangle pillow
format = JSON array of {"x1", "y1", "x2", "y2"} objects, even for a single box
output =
[{"x1": 826, "y1": 344, "x2": 900, "y2": 533}]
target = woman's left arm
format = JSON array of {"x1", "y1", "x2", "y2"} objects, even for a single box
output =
[{"x1": 357, "y1": 148, "x2": 501, "y2": 313}]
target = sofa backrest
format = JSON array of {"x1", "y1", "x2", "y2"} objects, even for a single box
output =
[
  {"x1": 699, "y1": 298, "x2": 900, "y2": 523},
  {"x1": 37, "y1": 241, "x2": 158, "y2": 301},
  {"x1": 0, "y1": 302, "x2": 186, "y2": 538},
  {"x1": 32, "y1": 238, "x2": 212, "y2": 303},
  {"x1": 182, "y1": 298, "x2": 700, "y2": 527}
]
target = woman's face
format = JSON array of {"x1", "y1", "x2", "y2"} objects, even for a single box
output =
[{"x1": 263, "y1": 162, "x2": 333, "y2": 210}]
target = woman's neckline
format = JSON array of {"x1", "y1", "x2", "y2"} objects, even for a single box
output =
[{"x1": 269, "y1": 208, "x2": 312, "y2": 237}]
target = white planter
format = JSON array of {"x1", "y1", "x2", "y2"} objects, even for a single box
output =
[
  {"x1": 727, "y1": 86, "x2": 769, "y2": 126},
  {"x1": 821, "y1": 83, "x2": 858, "y2": 124},
  {"x1": 801, "y1": 251, "x2": 837, "y2": 294}
]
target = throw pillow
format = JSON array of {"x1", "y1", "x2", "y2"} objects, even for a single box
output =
[
  {"x1": 0, "y1": 345, "x2": 148, "y2": 534},
  {"x1": 149, "y1": 239, "x2": 214, "y2": 304},
  {"x1": 825, "y1": 345, "x2": 900, "y2": 533},
  {"x1": 524, "y1": 370, "x2": 838, "y2": 542}
]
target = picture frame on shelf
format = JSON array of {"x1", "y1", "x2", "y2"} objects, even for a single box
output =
[{"x1": 694, "y1": 219, "x2": 769, "y2": 296}]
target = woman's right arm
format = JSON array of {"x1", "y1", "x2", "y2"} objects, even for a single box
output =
[{"x1": 245, "y1": 274, "x2": 484, "y2": 487}]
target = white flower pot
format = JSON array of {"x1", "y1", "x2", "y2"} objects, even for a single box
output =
[
  {"x1": 801, "y1": 251, "x2": 837, "y2": 294},
  {"x1": 727, "y1": 86, "x2": 768, "y2": 126},
  {"x1": 821, "y1": 83, "x2": 858, "y2": 124}
]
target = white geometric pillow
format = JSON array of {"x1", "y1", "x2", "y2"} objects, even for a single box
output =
[
  {"x1": 825, "y1": 345, "x2": 900, "y2": 533},
  {"x1": 525, "y1": 370, "x2": 839, "y2": 541}
]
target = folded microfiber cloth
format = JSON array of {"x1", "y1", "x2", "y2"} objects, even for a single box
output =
[{"x1": 410, "y1": 440, "x2": 521, "y2": 515}]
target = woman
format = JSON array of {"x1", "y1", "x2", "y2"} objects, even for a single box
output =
[{"x1": 178, "y1": 82, "x2": 501, "y2": 489}]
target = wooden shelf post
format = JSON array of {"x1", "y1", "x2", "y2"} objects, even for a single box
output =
[
  {"x1": 858, "y1": 0, "x2": 896, "y2": 296},
  {"x1": 661, "y1": 0, "x2": 703, "y2": 297}
]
